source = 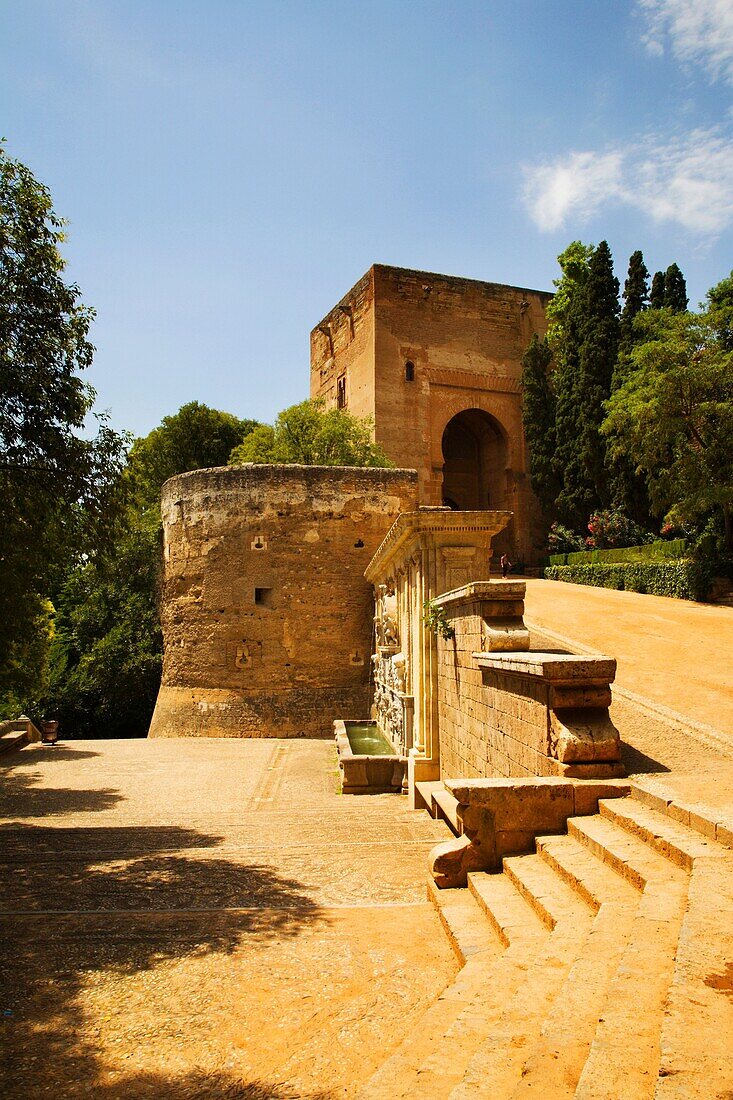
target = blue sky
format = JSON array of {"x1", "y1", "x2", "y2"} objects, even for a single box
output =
[{"x1": 3, "y1": 0, "x2": 732, "y2": 437}]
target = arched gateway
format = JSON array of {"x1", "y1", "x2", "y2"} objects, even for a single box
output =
[{"x1": 441, "y1": 408, "x2": 508, "y2": 512}]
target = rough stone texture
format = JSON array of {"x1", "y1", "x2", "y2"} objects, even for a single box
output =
[
  {"x1": 310, "y1": 264, "x2": 551, "y2": 563},
  {"x1": 0, "y1": 738, "x2": 455, "y2": 1099},
  {"x1": 149, "y1": 464, "x2": 419, "y2": 738},
  {"x1": 435, "y1": 588, "x2": 623, "y2": 781}
]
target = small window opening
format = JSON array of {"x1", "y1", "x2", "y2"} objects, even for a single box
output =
[
  {"x1": 405, "y1": 361, "x2": 415, "y2": 382},
  {"x1": 354, "y1": 538, "x2": 364, "y2": 548},
  {"x1": 254, "y1": 587, "x2": 274, "y2": 608},
  {"x1": 336, "y1": 374, "x2": 347, "y2": 408}
]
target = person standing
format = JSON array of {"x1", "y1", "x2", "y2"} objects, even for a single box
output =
[{"x1": 500, "y1": 553, "x2": 511, "y2": 578}]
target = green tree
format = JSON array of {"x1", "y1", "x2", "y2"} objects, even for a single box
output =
[
  {"x1": 229, "y1": 398, "x2": 393, "y2": 467},
  {"x1": 520, "y1": 334, "x2": 558, "y2": 513},
  {"x1": 619, "y1": 250, "x2": 649, "y2": 353},
  {"x1": 42, "y1": 512, "x2": 162, "y2": 737},
  {"x1": 0, "y1": 144, "x2": 127, "y2": 714},
  {"x1": 650, "y1": 271, "x2": 666, "y2": 309},
  {"x1": 604, "y1": 306, "x2": 733, "y2": 550},
  {"x1": 128, "y1": 400, "x2": 258, "y2": 507},
  {"x1": 706, "y1": 270, "x2": 733, "y2": 351},
  {"x1": 555, "y1": 241, "x2": 619, "y2": 529},
  {"x1": 546, "y1": 241, "x2": 593, "y2": 531},
  {"x1": 664, "y1": 263, "x2": 688, "y2": 312},
  {"x1": 610, "y1": 251, "x2": 652, "y2": 522}
]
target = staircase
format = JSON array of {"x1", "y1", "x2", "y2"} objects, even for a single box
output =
[{"x1": 358, "y1": 784, "x2": 733, "y2": 1100}]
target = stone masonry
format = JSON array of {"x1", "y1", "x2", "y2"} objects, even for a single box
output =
[
  {"x1": 148, "y1": 464, "x2": 418, "y2": 738},
  {"x1": 310, "y1": 264, "x2": 552, "y2": 562},
  {"x1": 432, "y1": 582, "x2": 624, "y2": 780}
]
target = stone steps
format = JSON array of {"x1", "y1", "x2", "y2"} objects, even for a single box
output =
[
  {"x1": 362, "y1": 786, "x2": 733, "y2": 1098},
  {"x1": 356, "y1": 883, "x2": 504, "y2": 1100}
]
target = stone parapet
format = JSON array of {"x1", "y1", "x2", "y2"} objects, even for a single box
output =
[
  {"x1": 429, "y1": 776, "x2": 630, "y2": 886},
  {"x1": 436, "y1": 585, "x2": 624, "y2": 782}
]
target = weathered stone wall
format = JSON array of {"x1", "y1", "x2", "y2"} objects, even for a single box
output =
[
  {"x1": 433, "y1": 586, "x2": 624, "y2": 780},
  {"x1": 148, "y1": 464, "x2": 419, "y2": 738},
  {"x1": 310, "y1": 264, "x2": 552, "y2": 563}
]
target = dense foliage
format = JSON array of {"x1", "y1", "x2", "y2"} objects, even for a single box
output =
[
  {"x1": 544, "y1": 560, "x2": 713, "y2": 602},
  {"x1": 522, "y1": 240, "x2": 732, "y2": 593},
  {"x1": 0, "y1": 145, "x2": 127, "y2": 713},
  {"x1": 229, "y1": 398, "x2": 393, "y2": 468}
]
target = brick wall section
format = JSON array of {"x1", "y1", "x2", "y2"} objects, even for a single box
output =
[
  {"x1": 435, "y1": 591, "x2": 623, "y2": 780},
  {"x1": 148, "y1": 464, "x2": 419, "y2": 738}
]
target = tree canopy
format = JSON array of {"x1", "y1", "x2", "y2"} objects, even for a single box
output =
[
  {"x1": 127, "y1": 401, "x2": 258, "y2": 507},
  {"x1": 0, "y1": 144, "x2": 127, "y2": 705},
  {"x1": 603, "y1": 299, "x2": 733, "y2": 549},
  {"x1": 229, "y1": 398, "x2": 393, "y2": 467}
]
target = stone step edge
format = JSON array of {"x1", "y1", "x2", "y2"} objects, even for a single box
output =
[
  {"x1": 630, "y1": 780, "x2": 733, "y2": 849},
  {"x1": 599, "y1": 797, "x2": 727, "y2": 872},
  {"x1": 535, "y1": 833, "x2": 639, "y2": 911},
  {"x1": 467, "y1": 871, "x2": 547, "y2": 948},
  {"x1": 427, "y1": 878, "x2": 502, "y2": 965},
  {"x1": 502, "y1": 852, "x2": 592, "y2": 931},
  {"x1": 567, "y1": 814, "x2": 686, "y2": 891}
]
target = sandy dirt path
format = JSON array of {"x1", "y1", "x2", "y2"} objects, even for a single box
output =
[{"x1": 0, "y1": 738, "x2": 455, "y2": 1099}]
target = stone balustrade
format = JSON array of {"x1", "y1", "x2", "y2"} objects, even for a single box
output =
[{"x1": 432, "y1": 582, "x2": 624, "y2": 781}]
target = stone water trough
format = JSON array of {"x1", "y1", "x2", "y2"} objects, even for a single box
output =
[{"x1": 334, "y1": 720, "x2": 407, "y2": 794}]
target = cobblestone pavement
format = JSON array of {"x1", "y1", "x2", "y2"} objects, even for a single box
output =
[{"x1": 0, "y1": 739, "x2": 455, "y2": 1099}]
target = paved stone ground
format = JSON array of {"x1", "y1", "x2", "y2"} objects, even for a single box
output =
[
  {"x1": 523, "y1": 579, "x2": 733, "y2": 774},
  {"x1": 0, "y1": 739, "x2": 455, "y2": 1099}
]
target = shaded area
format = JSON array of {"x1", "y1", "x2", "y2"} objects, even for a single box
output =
[
  {"x1": 78, "y1": 1072, "x2": 336, "y2": 1099},
  {"x1": 0, "y1": 770, "x2": 125, "y2": 817},
  {"x1": 0, "y1": 820, "x2": 325, "y2": 1099}
]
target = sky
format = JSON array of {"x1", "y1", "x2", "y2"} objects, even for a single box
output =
[{"x1": 3, "y1": 0, "x2": 732, "y2": 438}]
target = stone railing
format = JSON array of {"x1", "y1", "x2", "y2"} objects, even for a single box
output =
[{"x1": 432, "y1": 582, "x2": 624, "y2": 782}]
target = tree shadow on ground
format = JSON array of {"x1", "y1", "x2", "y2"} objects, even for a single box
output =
[
  {"x1": 87, "y1": 1069, "x2": 336, "y2": 1099},
  {"x1": 1, "y1": 822, "x2": 327, "y2": 1099},
  {"x1": 8, "y1": 745, "x2": 104, "y2": 763},
  {"x1": 0, "y1": 769, "x2": 125, "y2": 816}
]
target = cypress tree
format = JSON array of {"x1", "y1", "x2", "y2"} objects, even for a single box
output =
[
  {"x1": 520, "y1": 334, "x2": 558, "y2": 513},
  {"x1": 609, "y1": 251, "x2": 652, "y2": 524},
  {"x1": 556, "y1": 241, "x2": 620, "y2": 528},
  {"x1": 619, "y1": 250, "x2": 649, "y2": 351},
  {"x1": 549, "y1": 242, "x2": 593, "y2": 533},
  {"x1": 650, "y1": 270, "x2": 665, "y2": 309},
  {"x1": 664, "y1": 263, "x2": 688, "y2": 312}
]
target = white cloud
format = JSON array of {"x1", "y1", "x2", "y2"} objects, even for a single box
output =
[
  {"x1": 522, "y1": 152, "x2": 623, "y2": 233},
  {"x1": 522, "y1": 128, "x2": 733, "y2": 237},
  {"x1": 638, "y1": 0, "x2": 733, "y2": 84}
]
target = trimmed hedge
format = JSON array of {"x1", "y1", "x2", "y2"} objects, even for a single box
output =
[
  {"x1": 543, "y1": 559, "x2": 713, "y2": 601},
  {"x1": 548, "y1": 538, "x2": 687, "y2": 567}
]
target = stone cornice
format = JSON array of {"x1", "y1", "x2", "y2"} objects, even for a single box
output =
[
  {"x1": 431, "y1": 581, "x2": 526, "y2": 608},
  {"x1": 473, "y1": 650, "x2": 617, "y2": 684},
  {"x1": 364, "y1": 508, "x2": 512, "y2": 583}
]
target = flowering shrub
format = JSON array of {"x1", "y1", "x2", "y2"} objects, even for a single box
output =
[
  {"x1": 585, "y1": 510, "x2": 654, "y2": 550},
  {"x1": 547, "y1": 523, "x2": 585, "y2": 555}
]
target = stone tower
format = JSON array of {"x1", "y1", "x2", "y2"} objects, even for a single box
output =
[{"x1": 310, "y1": 264, "x2": 552, "y2": 563}]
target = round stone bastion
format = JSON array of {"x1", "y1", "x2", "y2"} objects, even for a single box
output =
[{"x1": 148, "y1": 463, "x2": 419, "y2": 738}]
